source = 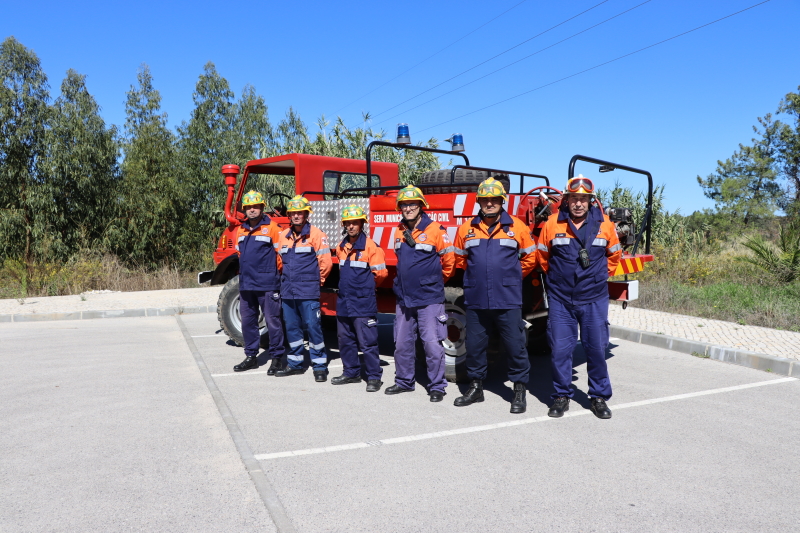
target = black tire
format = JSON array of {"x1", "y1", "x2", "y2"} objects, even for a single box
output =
[
  {"x1": 418, "y1": 169, "x2": 510, "y2": 194},
  {"x1": 217, "y1": 275, "x2": 270, "y2": 349},
  {"x1": 443, "y1": 287, "x2": 469, "y2": 383}
]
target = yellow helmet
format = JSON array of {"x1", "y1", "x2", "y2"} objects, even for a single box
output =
[
  {"x1": 340, "y1": 204, "x2": 368, "y2": 224},
  {"x1": 286, "y1": 195, "x2": 313, "y2": 214},
  {"x1": 564, "y1": 175, "x2": 595, "y2": 196},
  {"x1": 395, "y1": 185, "x2": 429, "y2": 211},
  {"x1": 476, "y1": 177, "x2": 507, "y2": 200},
  {"x1": 241, "y1": 190, "x2": 265, "y2": 207}
]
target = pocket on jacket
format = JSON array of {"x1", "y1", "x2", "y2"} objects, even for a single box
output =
[
  {"x1": 502, "y1": 276, "x2": 521, "y2": 287},
  {"x1": 420, "y1": 275, "x2": 440, "y2": 286}
]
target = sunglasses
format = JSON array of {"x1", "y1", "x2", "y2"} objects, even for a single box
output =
[{"x1": 567, "y1": 177, "x2": 594, "y2": 193}]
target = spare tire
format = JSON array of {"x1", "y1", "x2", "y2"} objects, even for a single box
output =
[{"x1": 418, "y1": 169, "x2": 510, "y2": 194}]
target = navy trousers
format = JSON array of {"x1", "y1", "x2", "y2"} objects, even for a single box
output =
[
  {"x1": 465, "y1": 308, "x2": 530, "y2": 383},
  {"x1": 393, "y1": 303, "x2": 448, "y2": 393},
  {"x1": 239, "y1": 290, "x2": 285, "y2": 360},
  {"x1": 283, "y1": 299, "x2": 328, "y2": 371},
  {"x1": 336, "y1": 316, "x2": 383, "y2": 381},
  {"x1": 547, "y1": 296, "x2": 612, "y2": 400}
]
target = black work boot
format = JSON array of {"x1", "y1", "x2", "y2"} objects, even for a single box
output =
[
  {"x1": 331, "y1": 374, "x2": 362, "y2": 385},
  {"x1": 314, "y1": 371, "x2": 328, "y2": 382},
  {"x1": 453, "y1": 379, "x2": 484, "y2": 407},
  {"x1": 266, "y1": 358, "x2": 283, "y2": 376},
  {"x1": 510, "y1": 382, "x2": 527, "y2": 414},
  {"x1": 233, "y1": 355, "x2": 258, "y2": 372},
  {"x1": 366, "y1": 379, "x2": 383, "y2": 392},
  {"x1": 548, "y1": 397, "x2": 570, "y2": 418},
  {"x1": 275, "y1": 366, "x2": 306, "y2": 377},
  {"x1": 590, "y1": 398, "x2": 612, "y2": 419}
]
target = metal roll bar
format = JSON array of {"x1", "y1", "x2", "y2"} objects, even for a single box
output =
[{"x1": 449, "y1": 165, "x2": 549, "y2": 191}]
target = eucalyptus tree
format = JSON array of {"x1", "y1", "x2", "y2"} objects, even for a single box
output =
[
  {"x1": 43, "y1": 69, "x2": 119, "y2": 259},
  {"x1": 109, "y1": 64, "x2": 183, "y2": 268},
  {"x1": 0, "y1": 36, "x2": 50, "y2": 263}
]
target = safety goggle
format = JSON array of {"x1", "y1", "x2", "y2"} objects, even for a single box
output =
[{"x1": 566, "y1": 177, "x2": 595, "y2": 193}]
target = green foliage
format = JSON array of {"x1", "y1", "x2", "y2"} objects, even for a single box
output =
[
  {"x1": 0, "y1": 36, "x2": 50, "y2": 263},
  {"x1": 777, "y1": 86, "x2": 800, "y2": 218},
  {"x1": 739, "y1": 220, "x2": 800, "y2": 282},
  {"x1": 42, "y1": 69, "x2": 120, "y2": 260}
]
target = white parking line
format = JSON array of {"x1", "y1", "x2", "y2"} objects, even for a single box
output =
[
  {"x1": 211, "y1": 359, "x2": 395, "y2": 378},
  {"x1": 609, "y1": 337, "x2": 620, "y2": 341},
  {"x1": 253, "y1": 377, "x2": 797, "y2": 460},
  {"x1": 192, "y1": 334, "x2": 226, "y2": 338}
]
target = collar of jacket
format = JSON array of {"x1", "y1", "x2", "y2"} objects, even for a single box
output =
[
  {"x1": 400, "y1": 211, "x2": 432, "y2": 233},
  {"x1": 471, "y1": 209, "x2": 512, "y2": 227},
  {"x1": 286, "y1": 221, "x2": 311, "y2": 239},
  {"x1": 339, "y1": 231, "x2": 367, "y2": 251},
  {"x1": 242, "y1": 214, "x2": 271, "y2": 231}
]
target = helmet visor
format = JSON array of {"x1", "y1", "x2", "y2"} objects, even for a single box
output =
[{"x1": 566, "y1": 177, "x2": 595, "y2": 194}]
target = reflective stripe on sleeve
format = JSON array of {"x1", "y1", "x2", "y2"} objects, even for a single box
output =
[
  {"x1": 370, "y1": 263, "x2": 386, "y2": 271},
  {"x1": 349, "y1": 261, "x2": 369, "y2": 269},
  {"x1": 608, "y1": 243, "x2": 622, "y2": 253},
  {"x1": 438, "y1": 245, "x2": 454, "y2": 256},
  {"x1": 238, "y1": 236, "x2": 245, "y2": 243},
  {"x1": 454, "y1": 247, "x2": 467, "y2": 256},
  {"x1": 551, "y1": 237, "x2": 570, "y2": 246},
  {"x1": 592, "y1": 238, "x2": 608, "y2": 247},
  {"x1": 519, "y1": 244, "x2": 536, "y2": 254},
  {"x1": 537, "y1": 243, "x2": 549, "y2": 252},
  {"x1": 316, "y1": 248, "x2": 330, "y2": 256},
  {"x1": 415, "y1": 243, "x2": 434, "y2": 252}
]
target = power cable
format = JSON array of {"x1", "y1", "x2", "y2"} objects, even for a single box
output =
[
  {"x1": 329, "y1": 0, "x2": 530, "y2": 117},
  {"x1": 369, "y1": 0, "x2": 611, "y2": 120},
  {"x1": 373, "y1": 0, "x2": 654, "y2": 128},
  {"x1": 416, "y1": 0, "x2": 773, "y2": 134}
]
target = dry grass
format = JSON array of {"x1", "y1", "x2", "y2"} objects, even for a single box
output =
[
  {"x1": 0, "y1": 254, "x2": 198, "y2": 299},
  {"x1": 621, "y1": 240, "x2": 800, "y2": 331}
]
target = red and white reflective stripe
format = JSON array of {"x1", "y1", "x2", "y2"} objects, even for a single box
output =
[
  {"x1": 371, "y1": 227, "x2": 384, "y2": 247},
  {"x1": 508, "y1": 195, "x2": 519, "y2": 215},
  {"x1": 453, "y1": 194, "x2": 467, "y2": 217},
  {"x1": 446, "y1": 226, "x2": 458, "y2": 244}
]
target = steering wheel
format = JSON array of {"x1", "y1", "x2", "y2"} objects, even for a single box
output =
[
  {"x1": 268, "y1": 192, "x2": 293, "y2": 217},
  {"x1": 520, "y1": 185, "x2": 563, "y2": 202}
]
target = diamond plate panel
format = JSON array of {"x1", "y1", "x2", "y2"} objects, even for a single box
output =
[{"x1": 309, "y1": 198, "x2": 370, "y2": 245}]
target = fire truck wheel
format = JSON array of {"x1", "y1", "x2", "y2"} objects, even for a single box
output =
[
  {"x1": 217, "y1": 276, "x2": 270, "y2": 349},
  {"x1": 443, "y1": 287, "x2": 469, "y2": 383},
  {"x1": 419, "y1": 169, "x2": 510, "y2": 194}
]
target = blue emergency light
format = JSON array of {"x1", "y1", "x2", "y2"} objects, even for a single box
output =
[
  {"x1": 447, "y1": 133, "x2": 465, "y2": 152},
  {"x1": 396, "y1": 123, "x2": 411, "y2": 144}
]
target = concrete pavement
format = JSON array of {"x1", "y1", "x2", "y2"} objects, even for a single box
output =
[{"x1": 2, "y1": 304, "x2": 799, "y2": 531}]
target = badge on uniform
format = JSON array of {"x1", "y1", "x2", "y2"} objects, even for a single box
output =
[
  {"x1": 556, "y1": 233, "x2": 566, "y2": 237},
  {"x1": 507, "y1": 231, "x2": 515, "y2": 237},
  {"x1": 442, "y1": 234, "x2": 450, "y2": 243},
  {"x1": 261, "y1": 227, "x2": 268, "y2": 234},
  {"x1": 419, "y1": 234, "x2": 427, "y2": 241}
]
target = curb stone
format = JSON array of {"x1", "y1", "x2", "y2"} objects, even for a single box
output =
[
  {"x1": 0, "y1": 305, "x2": 214, "y2": 323},
  {"x1": 610, "y1": 325, "x2": 796, "y2": 377}
]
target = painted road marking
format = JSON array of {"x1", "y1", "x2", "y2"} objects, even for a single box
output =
[
  {"x1": 211, "y1": 359, "x2": 395, "y2": 378},
  {"x1": 253, "y1": 377, "x2": 797, "y2": 460},
  {"x1": 609, "y1": 337, "x2": 620, "y2": 341},
  {"x1": 192, "y1": 334, "x2": 226, "y2": 338}
]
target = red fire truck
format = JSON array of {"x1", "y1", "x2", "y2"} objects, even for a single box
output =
[{"x1": 199, "y1": 133, "x2": 654, "y2": 382}]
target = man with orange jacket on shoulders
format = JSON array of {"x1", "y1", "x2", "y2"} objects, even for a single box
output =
[
  {"x1": 274, "y1": 195, "x2": 333, "y2": 382},
  {"x1": 332, "y1": 205, "x2": 388, "y2": 393},
  {"x1": 452, "y1": 177, "x2": 537, "y2": 414},
  {"x1": 536, "y1": 175, "x2": 621, "y2": 419},
  {"x1": 387, "y1": 186, "x2": 455, "y2": 402}
]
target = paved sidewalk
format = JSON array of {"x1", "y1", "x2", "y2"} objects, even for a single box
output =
[
  {"x1": 609, "y1": 303, "x2": 800, "y2": 361},
  {"x1": 2, "y1": 287, "x2": 797, "y2": 361}
]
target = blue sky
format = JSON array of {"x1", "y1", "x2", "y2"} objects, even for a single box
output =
[{"x1": 3, "y1": 0, "x2": 798, "y2": 214}]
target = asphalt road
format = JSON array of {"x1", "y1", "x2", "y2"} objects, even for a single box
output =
[{"x1": 1, "y1": 313, "x2": 798, "y2": 532}]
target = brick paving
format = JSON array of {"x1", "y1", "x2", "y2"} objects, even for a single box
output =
[{"x1": 609, "y1": 303, "x2": 800, "y2": 361}]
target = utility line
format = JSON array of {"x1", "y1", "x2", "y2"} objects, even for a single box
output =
[
  {"x1": 370, "y1": 0, "x2": 611, "y2": 120},
  {"x1": 374, "y1": 0, "x2": 654, "y2": 128},
  {"x1": 329, "y1": 0, "x2": 530, "y2": 117},
  {"x1": 416, "y1": 0, "x2": 773, "y2": 134}
]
